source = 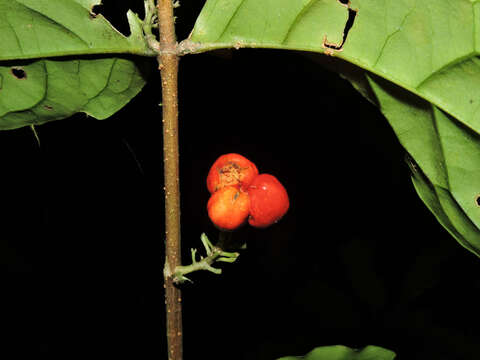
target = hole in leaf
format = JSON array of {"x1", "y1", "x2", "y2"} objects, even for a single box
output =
[
  {"x1": 323, "y1": 5, "x2": 357, "y2": 51},
  {"x1": 11, "y1": 67, "x2": 27, "y2": 79},
  {"x1": 90, "y1": 4, "x2": 102, "y2": 18},
  {"x1": 475, "y1": 195, "x2": 480, "y2": 207}
]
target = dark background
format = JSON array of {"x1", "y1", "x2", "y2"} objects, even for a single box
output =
[{"x1": 2, "y1": 1, "x2": 480, "y2": 359}]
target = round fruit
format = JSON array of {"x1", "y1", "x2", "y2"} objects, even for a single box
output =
[
  {"x1": 247, "y1": 174, "x2": 289, "y2": 228},
  {"x1": 207, "y1": 153, "x2": 259, "y2": 194},
  {"x1": 207, "y1": 186, "x2": 250, "y2": 231}
]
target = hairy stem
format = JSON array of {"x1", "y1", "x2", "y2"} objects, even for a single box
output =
[{"x1": 156, "y1": 0, "x2": 182, "y2": 359}]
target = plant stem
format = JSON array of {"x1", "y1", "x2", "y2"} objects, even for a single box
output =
[{"x1": 156, "y1": 1, "x2": 182, "y2": 359}]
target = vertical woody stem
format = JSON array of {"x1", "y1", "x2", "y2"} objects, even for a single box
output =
[{"x1": 156, "y1": 1, "x2": 182, "y2": 359}]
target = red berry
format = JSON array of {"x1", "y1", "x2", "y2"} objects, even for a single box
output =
[
  {"x1": 207, "y1": 186, "x2": 250, "y2": 231},
  {"x1": 207, "y1": 153, "x2": 259, "y2": 194},
  {"x1": 247, "y1": 174, "x2": 289, "y2": 228}
]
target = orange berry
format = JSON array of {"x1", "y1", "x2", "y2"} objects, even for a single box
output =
[
  {"x1": 207, "y1": 153, "x2": 259, "y2": 194},
  {"x1": 247, "y1": 174, "x2": 289, "y2": 228},
  {"x1": 207, "y1": 186, "x2": 250, "y2": 231}
]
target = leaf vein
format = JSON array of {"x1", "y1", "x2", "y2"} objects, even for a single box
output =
[
  {"x1": 415, "y1": 53, "x2": 476, "y2": 89},
  {"x1": 81, "y1": 58, "x2": 117, "y2": 115},
  {"x1": 5, "y1": 17, "x2": 24, "y2": 55},
  {"x1": 15, "y1": 1, "x2": 90, "y2": 48},
  {"x1": 281, "y1": 0, "x2": 316, "y2": 44},
  {"x1": 216, "y1": 0, "x2": 245, "y2": 41},
  {"x1": 373, "y1": 4, "x2": 416, "y2": 68}
]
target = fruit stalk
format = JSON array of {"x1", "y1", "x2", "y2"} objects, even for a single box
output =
[
  {"x1": 156, "y1": 0, "x2": 183, "y2": 359},
  {"x1": 173, "y1": 233, "x2": 240, "y2": 283}
]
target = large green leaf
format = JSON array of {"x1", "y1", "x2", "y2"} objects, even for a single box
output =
[
  {"x1": 0, "y1": 0, "x2": 153, "y2": 60},
  {"x1": 188, "y1": 0, "x2": 480, "y2": 256},
  {"x1": 0, "y1": 0, "x2": 153, "y2": 129},
  {"x1": 276, "y1": 345, "x2": 396, "y2": 360},
  {"x1": 188, "y1": 0, "x2": 479, "y2": 134},
  {"x1": 0, "y1": 57, "x2": 147, "y2": 129},
  {"x1": 366, "y1": 73, "x2": 480, "y2": 256},
  {"x1": 188, "y1": 0, "x2": 347, "y2": 51}
]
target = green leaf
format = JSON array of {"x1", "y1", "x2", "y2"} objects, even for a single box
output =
[
  {"x1": 189, "y1": 0, "x2": 480, "y2": 133},
  {"x1": 189, "y1": 0, "x2": 480, "y2": 256},
  {"x1": 365, "y1": 74, "x2": 480, "y2": 256},
  {"x1": 276, "y1": 345, "x2": 396, "y2": 360},
  {"x1": 0, "y1": 57, "x2": 148, "y2": 130},
  {"x1": 0, "y1": 0, "x2": 153, "y2": 60},
  {"x1": 0, "y1": 0, "x2": 153, "y2": 129},
  {"x1": 188, "y1": 0, "x2": 348, "y2": 52}
]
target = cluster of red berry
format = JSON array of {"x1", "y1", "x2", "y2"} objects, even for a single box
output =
[{"x1": 206, "y1": 153, "x2": 289, "y2": 231}]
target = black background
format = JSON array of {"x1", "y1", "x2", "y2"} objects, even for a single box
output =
[{"x1": 2, "y1": 1, "x2": 480, "y2": 359}]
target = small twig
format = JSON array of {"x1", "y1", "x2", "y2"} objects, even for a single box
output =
[
  {"x1": 143, "y1": 0, "x2": 160, "y2": 52},
  {"x1": 173, "y1": 233, "x2": 240, "y2": 284}
]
